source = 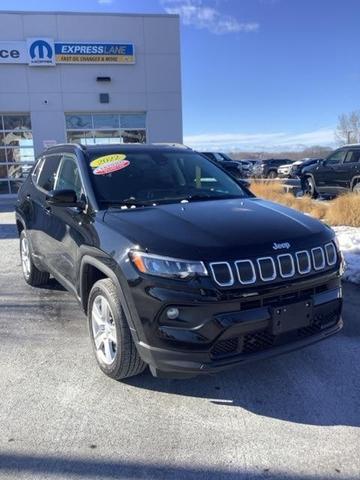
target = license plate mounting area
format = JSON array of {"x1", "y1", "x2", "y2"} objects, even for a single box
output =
[{"x1": 271, "y1": 300, "x2": 313, "y2": 335}]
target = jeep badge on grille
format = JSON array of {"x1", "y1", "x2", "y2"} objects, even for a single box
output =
[{"x1": 273, "y1": 242, "x2": 291, "y2": 250}]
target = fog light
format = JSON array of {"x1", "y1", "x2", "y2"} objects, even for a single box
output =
[{"x1": 166, "y1": 307, "x2": 179, "y2": 320}]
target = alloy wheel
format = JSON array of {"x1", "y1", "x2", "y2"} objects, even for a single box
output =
[
  {"x1": 21, "y1": 236, "x2": 31, "y2": 279},
  {"x1": 91, "y1": 295, "x2": 118, "y2": 365}
]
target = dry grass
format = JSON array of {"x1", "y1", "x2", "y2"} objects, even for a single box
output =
[
  {"x1": 250, "y1": 181, "x2": 360, "y2": 227},
  {"x1": 326, "y1": 193, "x2": 360, "y2": 226}
]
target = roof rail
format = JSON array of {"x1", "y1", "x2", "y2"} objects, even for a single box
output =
[{"x1": 152, "y1": 143, "x2": 192, "y2": 150}]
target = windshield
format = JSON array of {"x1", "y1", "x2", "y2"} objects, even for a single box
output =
[{"x1": 86, "y1": 149, "x2": 249, "y2": 207}]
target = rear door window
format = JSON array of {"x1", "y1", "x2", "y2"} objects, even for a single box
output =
[{"x1": 344, "y1": 150, "x2": 360, "y2": 164}]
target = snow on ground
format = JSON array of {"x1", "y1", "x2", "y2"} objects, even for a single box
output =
[{"x1": 333, "y1": 226, "x2": 360, "y2": 285}]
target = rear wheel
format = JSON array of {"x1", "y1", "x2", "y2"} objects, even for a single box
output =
[
  {"x1": 20, "y1": 230, "x2": 50, "y2": 286},
  {"x1": 88, "y1": 278, "x2": 146, "y2": 380},
  {"x1": 352, "y1": 182, "x2": 360, "y2": 194},
  {"x1": 303, "y1": 176, "x2": 318, "y2": 199}
]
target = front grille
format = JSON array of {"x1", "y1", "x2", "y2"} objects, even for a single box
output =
[
  {"x1": 211, "y1": 337, "x2": 239, "y2": 358},
  {"x1": 209, "y1": 243, "x2": 337, "y2": 288},
  {"x1": 243, "y1": 330, "x2": 275, "y2": 354}
]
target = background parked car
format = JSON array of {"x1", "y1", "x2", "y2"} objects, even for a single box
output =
[
  {"x1": 236, "y1": 159, "x2": 253, "y2": 177},
  {"x1": 278, "y1": 158, "x2": 323, "y2": 179},
  {"x1": 301, "y1": 145, "x2": 360, "y2": 197},
  {"x1": 292, "y1": 158, "x2": 323, "y2": 179},
  {"x1": 201, "y1": 152, "x2": 243, "y2": 178},
  {"x1": 252, "y1": 159, "x2": 293, "y2": 178}
]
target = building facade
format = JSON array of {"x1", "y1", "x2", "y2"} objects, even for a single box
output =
[{"x1": 0, "y1": 11, "x2": 182, "y2": 195}]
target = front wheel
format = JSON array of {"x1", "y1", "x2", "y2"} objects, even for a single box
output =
[
  {"x1": 20, "y1": 230, "x2": 50, "y2": 286},
  {"x1": 267, "y1": 170, "x2": 277, "y2": 179},
  {"x1": 303, "y1": 176, "x2": 318, "y2": 199},
  {"x1": 88, "y1": 278, "x2": 146, "y2": 380}
]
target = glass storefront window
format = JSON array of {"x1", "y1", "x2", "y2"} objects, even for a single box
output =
[
  {"x1": 0, "y1": 181, "x2": 9, "y2": 194},
  {"x1": 120, "y1": 114, "x2": 146, "y2": 129},
  {"x1": 7, "y1": 163, "x2": 33, "y2": 180},
  {"x1": 3, "y1": 114, "x2": 31, "y2": 131},
  {"x1": 0, "y1": 113, "x2": 34, "y2": 194},
  {"x1": 121, "y1": 130, "x2": 146, "y2": 143},
  {"x1": 93, "y1": 114, "x2": 120, "y2": 130},
  {"x1": 0, "y1": 164, "x2": 7, "y2": 179},
  {"x1": 66, "y1": 114, "x2": 93, "y2": 130},
  {"x1": 66, "y1": 113, "x2": 146, "y2": 146}
]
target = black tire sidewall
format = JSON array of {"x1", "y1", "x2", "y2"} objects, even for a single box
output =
[{"x1": 88, "y1": 279, "x2": 131, "y2": 378}]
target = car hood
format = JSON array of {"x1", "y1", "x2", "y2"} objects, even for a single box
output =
[
  {"x1": 103, "y1": 198, "x2": 333, "y2": 261},
  {"x1": 221, "y1": 160, "x2": 239, "y2": 168}
]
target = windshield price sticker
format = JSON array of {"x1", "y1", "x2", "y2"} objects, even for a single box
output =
[
  {"x1": 90, "y1": 154, "x2": 127, "y2": 168},
  {"x1": 90, "y1": 154, "x2": 130, "y2": 176}
]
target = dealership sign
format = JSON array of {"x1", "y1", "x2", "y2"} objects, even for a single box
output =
[
  {"x1": 0, "y1": 41, "x2": 27, "y2": 63},
  {"x1": 0, "y1": 38, "x2": 135, "y2": 66},
  {"x1": 55, "y1": 42, "x2": 135, "y2": 64}
]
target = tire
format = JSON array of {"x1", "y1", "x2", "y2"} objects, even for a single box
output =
[
  {"x1": 267, "y1": 170, "x2": 277, "y2": 179},
  {"x1": 303, "y1": 176, "x2": 318, "y2": 199},
  {"x1": 352, "y1": 182, "x2": 360, "y2": 194},
  {"x1": 20, "y1": 230, "x2": 50, "y2": 286},
  {"x1": 88, "y1": 278, "x2": 146, "y2": 380}
]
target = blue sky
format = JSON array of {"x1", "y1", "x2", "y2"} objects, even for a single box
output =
[{"x1": 2, "y1": 0, "x2": 360, "y2": 151}]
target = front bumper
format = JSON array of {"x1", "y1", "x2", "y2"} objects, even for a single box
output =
[
  {"x1": 137, "y1": 319, "x2": 342, "y2": 377},
  {"x1": 130, "y1": 274, "x2": 343, "y2": 377}
]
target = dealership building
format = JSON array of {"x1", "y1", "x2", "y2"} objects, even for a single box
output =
[{"x1": 0, "y1": 10, "x2": 182, "y2": 195}]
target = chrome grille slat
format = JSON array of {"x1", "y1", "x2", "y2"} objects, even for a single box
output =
[
  {"x1": 325, "y1": 242, "x2": 337, "y2": 266},
  {"x1": 209, "y1": 262, "x2": 234, "y2": 287},
  {"x1": 209, "y1": 243, "x2": 337, "y2": 288},
  {"x1": 296, "y1": 250, "x2": 311, "y2": 274},
  {"x1": 277, "y1": 253, "x2": 295, "y2": 278},
  {"x1": 257, "y1": 257, "x2": 277, "y2": 282},
  {"x1": 235, "y1": 259, "x2": 256, "y2": 285},
  {"x1": 311, "y1": 247, "x2": 326, "y2": 270}
]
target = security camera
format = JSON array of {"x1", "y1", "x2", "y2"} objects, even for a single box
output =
[{"x1": 43, "y1": 99, "x2": 48, "y2": 104}]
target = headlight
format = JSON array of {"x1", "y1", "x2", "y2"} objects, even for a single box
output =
[{"x1": 129, "y1": 251, "x2": 208, "y2": 279}]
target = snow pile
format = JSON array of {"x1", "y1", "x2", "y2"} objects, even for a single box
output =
[{"x1": 333, "y1": 226, "x2": 360, "y2": 285}]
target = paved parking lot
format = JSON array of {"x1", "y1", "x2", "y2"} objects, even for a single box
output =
[{"x1": 0, "y1": 204, "x2": 360, "y2": 480}]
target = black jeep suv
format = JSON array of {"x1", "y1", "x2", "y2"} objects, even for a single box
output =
[
  {"x1": 302, "y1": 145, "x2": 360, "y2": 197},
  {"x1": 253, "y1": 159, "x2": 293, "y2": 178},
  {"x1": 16, "y1": 144, "x2": 343, "y2": 380}
]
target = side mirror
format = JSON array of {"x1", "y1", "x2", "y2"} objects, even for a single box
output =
[{"x1": 46, "y1": 189, "x2": 85, "y2": 209}]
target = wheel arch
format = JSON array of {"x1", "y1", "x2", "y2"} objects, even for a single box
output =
[
  {"x1": 79, "y1": 255, "x2": 140, "y2": 342},
  {"x1": 15, "y1": 213, "x2": 26, "y2": 237}
]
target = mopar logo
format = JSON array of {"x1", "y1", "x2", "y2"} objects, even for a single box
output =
[
  {"x1": 28, "y1": 38, "x2": 55, "y2": 66},
  {"x1": 273, "y1": 242, "x2": 291, "y2": 250},
  {"x1": 30, "y1": 40, "x2": 52, "y2": 59}
]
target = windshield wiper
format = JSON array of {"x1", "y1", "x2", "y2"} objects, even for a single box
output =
[
  {"x1": 107, "y1": 198, "x2": 154, "y2": 208},
  {"x1": 183, "y1": 193, "x2": 244, "y2": 202}
]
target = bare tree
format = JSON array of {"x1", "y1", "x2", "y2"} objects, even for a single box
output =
[{"x1": 335, "y1": 110, "x2": 360, "y2": 145}]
